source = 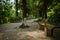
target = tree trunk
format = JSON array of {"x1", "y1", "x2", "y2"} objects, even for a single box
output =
[
  {"x1": 15, "y1": 0, "x2": 18, "y2": 17},
  {"x1": 43, "y1": 0, "x2": 52, "y2": 35},
  {"x1": 22, "y1": 0, "x2": 27, "y2": 26}
]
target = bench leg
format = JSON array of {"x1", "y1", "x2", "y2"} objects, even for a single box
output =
[
  {"x1": 44, "y1": 27, "x2": 48, "y2": 36},
  {"x1": 51, "y1": 27, "x2": 57, "y2": 37}
]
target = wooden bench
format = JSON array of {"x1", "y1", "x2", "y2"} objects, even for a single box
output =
[
  {"x1": 38, "y1": 22, "x2": 54, "y2": 29},
  {"x1": 38, "y1": 22, "x2": 54, "y2": 36},
  {"x1": 51, "y1": 26, "x2": 60, "y2": 36},
  {"x1": 38, "y1": 22, "x2": 60, "y2": 37}
]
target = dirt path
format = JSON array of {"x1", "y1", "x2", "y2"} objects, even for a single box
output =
[{"x1": 0, "y1": 22, "x2": 54, "y2": 40}]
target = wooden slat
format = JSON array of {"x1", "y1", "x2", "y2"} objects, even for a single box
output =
[{"x1": 38, "y1": 22, "x2": 54, "y2": 30}]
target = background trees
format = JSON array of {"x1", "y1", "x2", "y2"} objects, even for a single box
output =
[
  {"x1": 0, "y1": 0, "x2": 13, "y2": 24},
  {"x1": 47, "y1": 0, "x2": 60, "y2": 25},
  {"x1": 0, "y1": 0, "x2": 60, "y2": 25}
]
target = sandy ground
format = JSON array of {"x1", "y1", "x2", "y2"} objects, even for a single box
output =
[{"x1": 0, "y1": 22, "x2": 54, "y2": 40}]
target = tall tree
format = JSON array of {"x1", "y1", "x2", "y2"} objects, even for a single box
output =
[
  {"x1": 19, "y1": 0, "x2": 29, "y2": 28},
  {"x1": 15, "y1": 0, "x2": 18, "y2": 17},
  {"x1": 43, "y1": 0, "x2": 52, "y2": 19},
  {"x1": 38, "y1": 0, "x2": 53, "y2": 19},
  {"x1": 22, "y1": 0, "x2": 27, "y2": 20}
]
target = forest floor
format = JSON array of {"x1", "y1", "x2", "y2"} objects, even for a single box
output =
[{"x1": 0, "y1": 19, "x2": 59, "y2": 40}]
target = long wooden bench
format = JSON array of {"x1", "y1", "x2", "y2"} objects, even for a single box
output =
[
  {"x1": 38, "y1": 22, "x2": 54, "y2": 36},
  {"x1": 38, "y1": 22, "x2": 54, "y2": 29}
]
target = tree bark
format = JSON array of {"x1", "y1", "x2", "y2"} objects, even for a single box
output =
[
  {"x1": 15, "y1": 0, "x2": 18, "y2": 17},
  {"x1": 43, "y1": 0, "x2": 53, "y2": 35},
  {"x1": 22, "y1": 0, "x2": 27, "y2": 26}
]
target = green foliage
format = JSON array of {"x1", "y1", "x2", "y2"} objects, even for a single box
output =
[
  {"x1": 0, "y1": 0, "x2": 15, "y2": 24},
  {"x1": 0, "y1": 0, "x2": 60, "y2": 25},
  {"x1": 47, "y1": 9, "x2": 54, "y2": 17},
  {"x1": 47, "y1": 1, "x2": 60, "y2": 25}
]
